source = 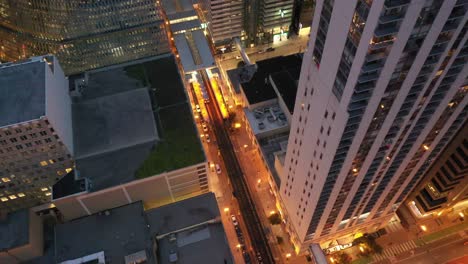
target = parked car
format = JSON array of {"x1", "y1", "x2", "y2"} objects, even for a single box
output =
[
  {"x1": 256, "y1": 251, "x2": 263, "y2": 262},
  {"x1": 215, "y1": 164, "x2": 221, "y2": 174},
  {"x1": 266, "y1": 47, "x2": 275, "y2": 52},
  {"x1": 235, "y1": 55, "x2": 241, "y2": 60},
  {"x1": 195, "y1": 104, "x2": 201, "y2": 112},
  {"x1": 202, "y1": 123, "x2": 208, "y2": 132},
  {"x1": 205, "y1": 134, "x2": 211, "y2": 143}
]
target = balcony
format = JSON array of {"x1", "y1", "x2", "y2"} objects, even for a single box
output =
[
  {"x1": 384, "y1": 0, "x2": 410, "y2": 9},
  {"x1": 366, "y1": 51, "x2": 388, "y2": 62},
  {"x1": 379, "y1": 13, "x2": 404, "y2": 24},
  {"x1": 355, "y1": 81, "x2": 374, "y2": 93},
  {"x1": 442, "y1": 21, "x2": 459, "y2": 32},
  {"x1": 358, "y1": 71, "x2": 380, "y2": 83},
  {"x1": 369, "y1": 39, "x2": 394, "y2": 50},
  {"x1": 362, "y1": 62, "x2": 383, "y2": 72},
  {"x1": 374, "y1": 24, "x2": 399, "y2": 37}
]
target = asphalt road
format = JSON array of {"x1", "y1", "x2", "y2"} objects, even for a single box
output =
[
  {"x1": 200, "y1": 70, "x2": 275, "y2": 264},
  {"x1": 395, "y1": 235, "x2": 468, "y2": 264}
]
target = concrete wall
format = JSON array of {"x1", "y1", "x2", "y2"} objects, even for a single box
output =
[
  {"x1": 54, "y1": 162, "x2": 209, "y2": 221},
  {"x1": 44, "y1": 56, "x2": 74, "y2": 154}
]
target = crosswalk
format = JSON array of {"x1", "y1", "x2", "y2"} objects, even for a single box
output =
[
  {"x1": 372, "y1": 240, "x2": 417, "y2": 262},
  {"x1": 385, "y1": 221, "x2": 404, "y2": 233}
]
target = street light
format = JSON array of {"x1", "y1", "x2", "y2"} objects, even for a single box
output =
[
  {"x1": 285, "y1": 253, "x2": 291, "y2": 259},
  {"x1": 359, "y1": 246, "x2": 364, "y2": 252},
  {"x1": 420, "y1": 225, "x2": 427, "y2": 232},
  {"x1": 224, "y1": 207, "x2": 230, "y2": 213},
  {"x1": 270, "y1": 210, "x2": 276, "y2": 215}
]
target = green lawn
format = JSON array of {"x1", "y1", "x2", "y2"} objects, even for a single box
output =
[
  {"x1": 352, "y1": 257, "x2": 373, "y2": 264},
  {"x1": 135, "y1": 104, "x2": 205, "y2": 178},
  {"x1": 124, "y1": 63, "x2": 148, "y2": 86}
]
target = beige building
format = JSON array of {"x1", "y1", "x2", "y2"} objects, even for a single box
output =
[
  {"x1": 0, "y1": 56, "x2": 74, "y2": 213},
  {"x1": 281, "y1": 0, "x2": 468, "y2": 253}
]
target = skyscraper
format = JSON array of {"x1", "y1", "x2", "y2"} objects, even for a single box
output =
[
  {"x1": 0, "y1": 0, "x2": 170, "y2": 75},
  {"x1": 404, "y1": 120, "x2": 467, "y2": 217},
  {"x1": 279, "y1": 0, "x2": 468, "y2": 252},
  {"x1": 200, "y1": 0, "x2": 293, "y2": 48},
  {"x1": 0, "y1": 56, "x2": 74, "y2": 213}
]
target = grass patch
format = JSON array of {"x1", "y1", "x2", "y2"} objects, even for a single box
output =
[
  {"x1": 144, "y1": 57, "x2": 187, "y2": 107},
  {"x1": 419, "y1": 221, "x2": 468, "y2": 243},
  {"x1": 124, "y1": 64, "x2": 148, "y2": 86},
  {"x1": 352, "y1": 257, "x2": 372, "y2": 264},
  {"x1": 136, "y1": 104, "x2": 205, "y2": 178}
]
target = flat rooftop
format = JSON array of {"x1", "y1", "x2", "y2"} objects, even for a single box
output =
[
  {"x1": 240, "y1": 53, "x2": 303, "y2": 106},
  {"x1": 0, "y1": 60, "x2": 45, "y2": 127},
  {"x1": 124, "y1": 56, "x2": 205, "y2": 178},
  {"x1": 258, "y1": 132, "x2": 289, "y2": 188},
  {"x1": 244, "y1": 103, "x2": 289, "y2": 136},
  {"x1": 174, "y1": 30, "x2": 216, "y2": 73},
  {"x1": 68, "y1": 55, "x2": 204, "y2": 192},
  {"x1": 55, "y1": 202, "x2": 152, "y2": 263},
  {"x1": 147, "y1": 192, "x2": 233, "y2": 264},
  {"x1": 0, "y1": 209, "x2": 29, "y2": 250},
  {"x1": 44, "y1": 193, "x2": 232, "y2": 264},
  {"x1": 162, "y1": 0, "x2": 195, "y2": 15},
  {"x1": 270, "y1": 69, "x2": 300, "y2": 114}
]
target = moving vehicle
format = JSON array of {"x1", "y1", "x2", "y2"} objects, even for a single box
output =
[{"x1": 231, "y1": 215, "x2": 238, "y2": 226}]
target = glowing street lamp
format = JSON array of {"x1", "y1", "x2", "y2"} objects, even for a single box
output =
[
  {"x1": 359, "y1": 246, "x2": 364, "y2": 252},
  {"x1": 420, "y1": 225, "x2": 427, "y2": 232},
  {"x1": 224, "y1": 207, "x2": 230, "y2": 213},
  {"x1": 285, "y1": 253, "x2": 291, "y2": 259},
  {"x1": 270, "y1": 210, "x2": 276, "y2": 215}
]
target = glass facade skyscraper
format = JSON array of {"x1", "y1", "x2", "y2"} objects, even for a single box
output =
[{"x1": 0, "y1": 0, "x2": 170, "y2": 74}]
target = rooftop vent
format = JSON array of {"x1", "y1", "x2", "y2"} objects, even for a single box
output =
[{"x1": 258, "y1": 122, "x2": 266, "y2": 130}]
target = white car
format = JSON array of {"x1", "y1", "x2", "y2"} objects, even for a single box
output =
[
  {"x1": 235, "y1": 55, "x2": 241, "y2": 60},
  {"x1": 231, "y1": 215, "x2": 238, "y2": 225},
  {"x1": 195, "y1": 104, "x2": 201, "y2": 112},
  {"x1": 205, "y1": 134, "x2": 211, "y2": 143},
  {"x1": 215, "y1": 164, "x2": 221, "y2": 174},
  {"x1": 202, "y1": 123, "x2": 208, "y2": 132}
]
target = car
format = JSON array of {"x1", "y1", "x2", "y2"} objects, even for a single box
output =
[
  {"x1": 231, "y1": 215, "x2": 238, "y2": 225},
  {"x1": 256, "y1": 251, "x2": 263, "y2": 262},
  {"x1": 205, "y1": 134, "x2": 211, "y2": 142},
  {"x1": 195, "y1": 104, "x2": 201, "y2": 112},
  {"x1": 215, "y1": 164, "x2": 221, "y2": 174},
  {"x1": 235, "y1": 55, "x2": 241, "y2": 60},
  {"x1": 266, "y1": 47, "x2": 275, "y2": 52},
  {"x1": 202, "y1": 123, "x2": 208, "y2": 132},
  {"x1": 243, "y1": 252, "x2": 251, "y2": 264}
]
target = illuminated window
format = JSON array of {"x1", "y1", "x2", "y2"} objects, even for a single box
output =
[
  {"x1": 40, "y1": 161, "x2": 48, "y2": 166},
  {"x1": 41, "y1": 187, "x2": 48, "y2": 191},
  {"x1": 18, "y1": 193, "x2": 25, "y2": 197},
  {"x1": 1, "y1": 177, "x2": 10, "y2": 183},
  {"x1": 0, "y1": 197, "x2": 8, "y2": 202},
  {"x1": 45, "y1": 192, "x2": 52, "y2": 196},
  {"x1": 65, "y1": 168, "x2": 73, "y2": 173},
  {"x1": 8, "y1": 195, "x2": 17, "y2": 200}
]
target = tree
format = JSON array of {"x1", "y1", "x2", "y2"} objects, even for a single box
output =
[
  {"x1": 336, "y1": 252, "x2": 352, "y2": 264},
  {"x1": 268, "y1": 213, "x2": 282, "y2": 225}
]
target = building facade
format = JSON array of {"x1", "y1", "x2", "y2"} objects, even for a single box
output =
[
  {"x1": 199, "y1": 0, "x2": 293, "y2": 48},
  {"x1": 0, "y1": 0, "x2": 170, "y2": 75},
  {"x1": 405, "y1": 121, "x2": 467, "y2": 217},
  {"x1": 0, "y1": 56, "x2": 74, "y2": 213},
  {"x1": 199, "y1": 0, "x2": 244, "y2": 46},
  {"x1": 279, "y1": 0, "x2": 468, "y2": 252}
]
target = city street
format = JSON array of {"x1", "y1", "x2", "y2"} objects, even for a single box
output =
[{"x1": 394, "y1": 235, "x2": 467, "y2": 264}]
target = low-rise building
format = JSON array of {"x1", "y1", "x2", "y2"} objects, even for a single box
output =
[
  {"x1": 0, "y1": 209, "x2": 43, "y2": 263},
  {"x1": 0, "y1": 56, "x2": 74, "y2": 213},
  {"x1": 51, "y1": 55, "x2": 208, "y2": 221},
  {"x1": 27, "y1": 192, "x2": 233, "y2": 264}
]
